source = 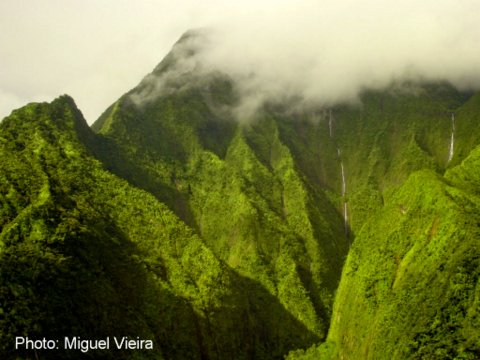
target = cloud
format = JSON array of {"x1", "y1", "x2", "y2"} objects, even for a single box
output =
[
  {"x1": 0, "y1": 0, "x2": 204, "y2": 123},
  {"x1": 1, "y1": 1, "x2": 480, "y2": 123},
  {"x1": 195, "y1": 0, "x2": 480, "y2": 118}
]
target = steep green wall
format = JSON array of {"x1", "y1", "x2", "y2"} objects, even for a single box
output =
[
  {"x1": 0, "y1": 98, "x2": 323, "y2": 359},
  {"x1": 287, "y1": 86, "x2": 480, "y2": 360},
  {"x1": 2, "y1": 36, "x2": 480, "y2": 360}
]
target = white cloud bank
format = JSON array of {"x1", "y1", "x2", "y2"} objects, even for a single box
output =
[{"x1": 1, "y1": 0, "x2": 480, "y2": 123}]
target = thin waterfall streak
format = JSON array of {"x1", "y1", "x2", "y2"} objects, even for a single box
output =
[
  {"x1": 338, "y1": 149, "x2": 348, "y2": 234},
  {"x1": 448, "y1": 113, "x2": 455, "y2": 163},
  {"x1": 333, "y1": 123, "x2": 348, "y2": 235}
]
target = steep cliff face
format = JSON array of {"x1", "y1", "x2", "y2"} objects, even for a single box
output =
[
  {"x1": 285, "y1": 85, "x2": 480, "y2": 360},
  {"x1": 0, "y1": 96, "x2": 329, "y2": 360},
  {"x1": 323, "y1": 167, "x2": 480, "y2": 359},
  {"x1": 90, "y1": 36, "x2": 352, "y2": 344},
  {"x1": 1, "y1": 33, "x2": 480, "y2": 360}
]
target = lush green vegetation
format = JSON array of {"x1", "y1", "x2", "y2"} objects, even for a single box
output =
[
  {"x1": 315, "y1": 169, "x2": 480, "y2": 359},
  {"x1": 1, "y1": 36, "x2": 480, "y2": 359},
  {"x1": 287, "y1": 85, "x2": 480, "y2": 359},
  {"x1": 0, "y1": 97, "x2": 326, "y2": 359},
  {"x1": 92, "y1": 70, "x2": 351, "y2": 343}
]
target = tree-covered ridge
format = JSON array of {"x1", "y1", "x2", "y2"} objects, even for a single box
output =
[
  {"x1": 91, "y1": 66, "x2": 480, "y2": 360},
  {"x1": 2, "y1": 32, "x2": 480, "y2": 360},
  {"x1": 0, "y1": 97, "x2": 324, "y2": 359},
  {"x1": 92, "y1": 68, "x2": 352, "y2": 336}
]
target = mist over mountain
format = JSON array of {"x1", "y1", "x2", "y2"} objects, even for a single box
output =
[
  {"x1": 2, "y1": 0, "x2": 480, "y2": 122},
  {"x1": 128, "y1": 8, "x2": 480, "y2": 120},
  {"x1": 1, "y1": 22, "x2": 480, "y2": 360}
]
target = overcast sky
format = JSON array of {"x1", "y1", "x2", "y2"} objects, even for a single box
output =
[{"x1": 1, "y1": 1, "x2": 480, "y2": 123}]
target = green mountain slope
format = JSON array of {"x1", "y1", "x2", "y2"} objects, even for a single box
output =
[
  {"x1": 287, "y1": 91, "x2": 480, "y2": 359},
  {"x1": 0, "y1": 97, "x2": 323, "y2": 359},
  {"x1": 90, "y1": 37, "x2": 352, "y2": 344},
  {"x1": 1, "y1": 32, "x2": 480, "y2": 360},
  {"x1": 321, "y1": 167, "x2": 480, "y2": 359}
]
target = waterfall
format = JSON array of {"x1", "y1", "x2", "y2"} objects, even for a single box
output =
[
  {"x1": 337, "y1": 147, "x2": 348, "y2": 234},
  {"x1": 330, "y1": 112, "x2": 348, "y2": 236},
  {"x1": 448, "y1": 113, "x2": 455, "y2": 163}
]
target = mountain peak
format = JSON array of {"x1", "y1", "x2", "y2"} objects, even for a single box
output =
[
  {"x1": 152, "y1": 28, "x2": 211, "y2": 74},
  {"x1": 0, "y1": 94, "x2": 93, "y2": 151}
]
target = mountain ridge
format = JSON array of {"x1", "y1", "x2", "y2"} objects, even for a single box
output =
[{"x1": 1, "y1": 33, "x2": 480, "y2": 359}]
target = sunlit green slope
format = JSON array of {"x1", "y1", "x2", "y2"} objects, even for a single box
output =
[
  {"x1": 321, "y1": 166, "x2": 480, "y2": 359},
  {"x1": 0, "y1": 97, "x2": 326, "y2": 359},
  {"x1": 2, "y1": 31, "x2": 480, "y2": 360},
  {"x1": 287, "y1": 91, "x2": 480, "y2": 359},
  {"x1": 90, "y1": 36, "x2": 352, "y2": 348}
]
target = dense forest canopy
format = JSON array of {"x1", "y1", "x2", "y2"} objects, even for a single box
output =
[{"x1": 1, "y1": 34, "x2": 479, "y2": 359}]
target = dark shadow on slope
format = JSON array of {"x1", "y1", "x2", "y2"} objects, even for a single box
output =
[
  {"x1": 1, "y1": 188, "x2": 322, "y2": 360},
  {"x1": 0, "y1": 194, "x2": 199, "y2": 359},
  {"x1": 87, "y1": 134, "x2": 199, "y2": 230},
  {"x1": 302, "y1": 185, "x2": 352, "y2": 310},
  {"x1": 197, "y1": 268, "x2": 322, "y2": 360},
  {"x1": 274, "y1": 115, "x2": 340, "y2": 193},
  {"x1": 88, "y1": 82, "x2": 239, "y2": 229},
  {"x1": 2, "y1": 106, "x2": 320, "y2": 360},
  {"x1": 242, "y1": 113, "x2": 351, "y2": 327},
  {"x1": 128, "y1": 84, "x2": 238, "y2": 161}
]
